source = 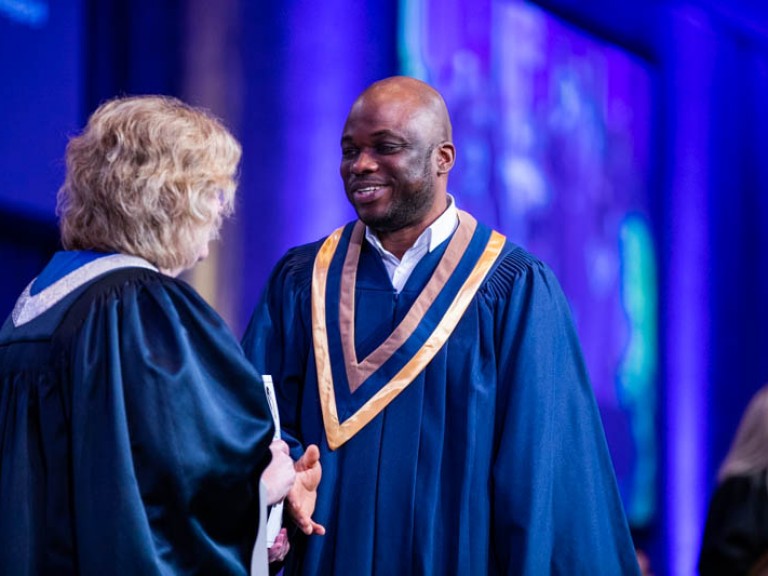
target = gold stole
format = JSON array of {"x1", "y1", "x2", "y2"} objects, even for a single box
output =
[{"x1": 312, "y1": 211, "x2": 505, "y2": 450}]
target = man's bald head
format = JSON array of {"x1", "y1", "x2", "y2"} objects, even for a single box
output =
[{"x1": 349, "y1": 76, "x2": 453, "y2": 143}]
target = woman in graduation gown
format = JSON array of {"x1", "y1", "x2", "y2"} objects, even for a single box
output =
[{"x1": 0, "y1": 96, "x2": 290, "y2": 575}]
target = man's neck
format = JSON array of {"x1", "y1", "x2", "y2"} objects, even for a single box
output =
[
  {"x1": 373, "y1": 195, "x2": 451, "y2": 260},
  {"x1": 376, "y1": 225, "x2": 426, "y2": 260}
]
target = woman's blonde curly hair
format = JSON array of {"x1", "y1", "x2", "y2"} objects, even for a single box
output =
[{"x1": 57, "y1": 95, "x2": 241, "y2": 272}]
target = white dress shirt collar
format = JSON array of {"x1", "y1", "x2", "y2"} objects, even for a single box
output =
[{"x1": 364, "y1": 195, "x2": 459, "y2": 292}]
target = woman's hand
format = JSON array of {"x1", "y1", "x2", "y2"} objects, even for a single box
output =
[
  {"x1": 267, "y1": 527, "x2": 290, "y2": 563},
  {"x1": 262, "y1": 440, "x2": 296, "y2": 506}
]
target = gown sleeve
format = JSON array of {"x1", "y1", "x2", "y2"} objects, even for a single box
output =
[
  {"x1": 487, "y1": 251, "x2": 640, "y2": 575},
  {"x1": 62, "y1": 269, "x2": 275, "y2": 575},
  {"x1": 242, "y1": 245, "x2": 317, "y2": 461}
]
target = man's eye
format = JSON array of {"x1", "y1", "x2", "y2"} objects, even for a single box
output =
[
  {"x1": 341, "y1": 148, "x2": 358, "y2": 159},
  {"x1": 377, "y1": 144, "x2": 402, "y2": 154}
]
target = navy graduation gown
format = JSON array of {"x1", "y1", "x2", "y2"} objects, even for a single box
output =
[
  {"x1": 0, "y1": 263, "x2": 274, "y2": 575},
  {"x1": 243, "y1": 219, "x2": 639, "y2": 575}
]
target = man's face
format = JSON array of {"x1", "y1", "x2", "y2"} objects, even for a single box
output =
[{"x1": 340, "y1": 96, "x2": 439, "y2": 233}]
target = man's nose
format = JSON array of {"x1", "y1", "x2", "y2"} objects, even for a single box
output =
[{"x1": 351, "y1": 149, "x2": 378, "y2": 174}]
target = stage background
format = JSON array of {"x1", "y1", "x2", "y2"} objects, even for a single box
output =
[{"x1": 2, "y1": 1, "x2": 768, "y2": 573}]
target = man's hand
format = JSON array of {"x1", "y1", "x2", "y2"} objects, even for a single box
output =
[
  {"x1": 262, "y1": 440, "x2": 296, "y2": 506},
  {"x1": 286, "y1": 444, "x2": 325, "y2": 535}
]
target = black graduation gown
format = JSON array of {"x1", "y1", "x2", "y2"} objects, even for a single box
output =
[{"x1": 0, "y1": 263, "x2": 274, "y2": 575}]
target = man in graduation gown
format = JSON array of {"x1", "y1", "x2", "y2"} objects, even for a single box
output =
[{"x1": 243, "y1": 76, "x2": 640, "y2": 574}]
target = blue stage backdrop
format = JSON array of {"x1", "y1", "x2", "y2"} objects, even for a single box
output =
[
  {"x1": 2, "y1": 2, "x2": 768, "y2": 576},
  {"x1": 399, "y1": 0, "x2": 658, "y2": 529},
  {"x1": 0, "y1": 0, "x2": 81, "y2": 321},
  {"x1": 0, "y1": 0, "x2": 82, "y2": 218}
]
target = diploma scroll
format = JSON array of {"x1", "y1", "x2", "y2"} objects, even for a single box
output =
[{"x1": 263, "y1": 375, "x2": 283, "y2": 547}]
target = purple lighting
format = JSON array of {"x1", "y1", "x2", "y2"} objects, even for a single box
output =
[
  {"x1": 238, "y1": 0, "x2": 397, "y2": 324},
  {"x1": 663, "y1": 7, "x2": 715, "y2": 576},
  {"x1": 400, "y1": 0, "x2": 658, "y2": 531}
]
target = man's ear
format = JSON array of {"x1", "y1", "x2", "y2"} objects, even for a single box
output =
[{"x1": 436, "y1": 142, "x2": 456, "y2": 175}]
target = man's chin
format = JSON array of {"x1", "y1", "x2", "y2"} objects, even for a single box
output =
[
  {"x1": 356, "y1": 212, "x2": 392, "y2": 231},
  {"x1": 354, "y1": 207, "x2": 385, "y2": 228},
  {"x1": 352, "y1": 203, "x2": 412, "y2": 232}
]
